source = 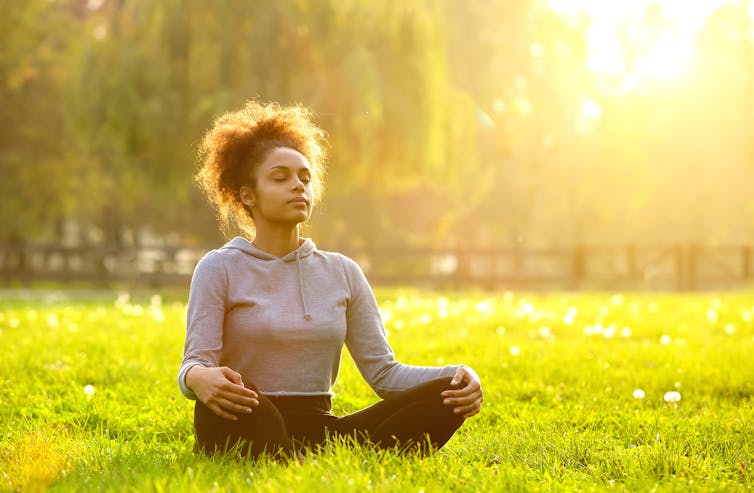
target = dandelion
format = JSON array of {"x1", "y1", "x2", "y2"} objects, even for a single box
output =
[
  {"x1": 495, "y1": 326, "x2": 506, "y2": 336},
  {"x1": 123, "y1": 304, "x2": 144, "y2": 316},
  {"x1": 475, "y1": 300, "x2": 494, "y2": 315},
  {"x1": 632, "y1": 388, "x2": 645, "y2": 399},
  {"x1": 584, "y1": 324, "x2": 605, "y2": 336},
  {"x1": 84, "y1": 385, "x2": 95, "y2": 398},
  {"x1": 150, "y1": 294, "x2": 162, "y2": 307},
  {"x1": 603, "y1": 325, "x2": 616, "y2": 339},
  {"x1": 538, "y1": 326, "x2": 552, "y2": 339},
  {"x1": 563, "y1": 307, "x2": 578, "y2": 325},
  {"x1": 724, "y1": 324, "x2": 735, "y2": 335},
  {"x1": 115, "y1": 291, "x2": 130, "y2": 308},
  {"x1": 706, "y1": 309, "x2": 718, "y2": 323},
  {"x1": 509, "y1": 346, "x2": 521, "y2": 357},
  {"x1": 664, "y1": 391, "x2": 681, "y2": 403},
  {"x1": 393, "y1": 320, "x2": 404, "y2": 330},
  {"x1": 151, "y1": 306, "x2": 165, "y2": 324},
  {"x1": 660, "y1": 334, "x2": 672, "y2": 345},
  {"x1": 437, "y1": 299, "x2": 449, "y2": 319},
  {"x1": 419, "y1": 313, "x2": 432, "y2": 325},
  {"x1": 46, "y1": 313, "x2": 60, "y2": 329},
  {"x1": 610, "y1": 294, "x2": 624, "y2": 306},
  {"x1": 620, "y1": 326, "x2": 632, "y2": 338},
  {"x1": 519, "y1": 301, "x2": 534, "y2": 316}
]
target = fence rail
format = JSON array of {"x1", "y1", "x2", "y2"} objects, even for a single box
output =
[{"x1": 1, "y1": 243, "x2": 752, "y2": 290}]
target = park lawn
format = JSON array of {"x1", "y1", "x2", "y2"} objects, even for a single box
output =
[{"x1": 0, "y1": 289, "x2": 752, "y2": 492}]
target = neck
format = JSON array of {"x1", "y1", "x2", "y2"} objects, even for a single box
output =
[{"x1": 252, "y1": 224, "x2": 301, "y2": 258}]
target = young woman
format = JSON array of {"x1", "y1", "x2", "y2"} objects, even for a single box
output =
[{"x1": 178, "y1": 100, "x2": 483, "y2": 459}]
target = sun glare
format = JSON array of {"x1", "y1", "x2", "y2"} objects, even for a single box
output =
[{"x1": 549, "y1": 0, "x2": 743, "y2": 86}]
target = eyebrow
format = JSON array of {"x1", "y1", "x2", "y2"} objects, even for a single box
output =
[{"x1": 267, "y1": 165, "x2": 311, "y2": 173}]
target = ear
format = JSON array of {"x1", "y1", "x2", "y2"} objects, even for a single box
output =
[{"x1": 240, "y1": 186, "x2": 255, "y2": 207}]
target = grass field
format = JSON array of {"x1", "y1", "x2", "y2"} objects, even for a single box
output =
[{"x1": 0, "y1": 288, "x2": 752, "y2": 492}]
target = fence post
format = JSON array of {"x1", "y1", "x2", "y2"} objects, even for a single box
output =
[
  {"x1": 626, "y1": 244, "x2": 638, "y2": 284},
  {"x1": 571, "y1": 245, "x2": 585, "y2": 289},
  {"x1": 675, "y1": 244, "x2": 685, "y2": 290},
  {"x1": 688, "y1": 244, "x2": 698, "y2": 291},
  {"x1": 455, "y1": 246, "x2": 469, "y2": 288},
  {"x1": 743, "y1": 245, "x2": 752, "y2": 280}
]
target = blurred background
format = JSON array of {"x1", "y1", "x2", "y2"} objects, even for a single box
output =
[{"x1": 1, "y1": 0, "x2": 753, "y2": 289}]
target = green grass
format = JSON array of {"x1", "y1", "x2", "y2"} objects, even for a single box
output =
[{"x1": 0, "y1": 288, "x2": 752, "y2": 492}]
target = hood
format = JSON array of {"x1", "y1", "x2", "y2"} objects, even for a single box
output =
[
  {"x1": 221, "y1": 236, "x2": 316, "y2": 262},
  {"x1": 221, "y1": 236, "x2": 316, "y2": 321}
]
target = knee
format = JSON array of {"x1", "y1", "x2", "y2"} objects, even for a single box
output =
[{"x1": 411, "y1": 376, "x2": 456, "y2": 396}]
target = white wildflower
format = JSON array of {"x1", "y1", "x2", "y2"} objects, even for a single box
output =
[
  {"x1": 84, "y1": 385, "x2": 96, "y2": 398},
  {"x1": 664, "y1": 391, "x2": 681, "y2": 403}
]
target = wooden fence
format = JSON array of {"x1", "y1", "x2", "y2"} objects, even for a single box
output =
[{"x1": 0, "y1": 243, "x2": 752, "y2": 290}]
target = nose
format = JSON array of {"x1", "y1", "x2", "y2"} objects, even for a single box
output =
[{"x1": 292, "y1": 177, "x2": 305, "y2": 191}]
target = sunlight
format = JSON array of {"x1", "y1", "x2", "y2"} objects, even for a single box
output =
[
  {"x1": 549, "y1": 0, "x2": 743, "y2": 85},
  {"x1": 636, "y1": 32, "x2": 695, "y2": 81}
]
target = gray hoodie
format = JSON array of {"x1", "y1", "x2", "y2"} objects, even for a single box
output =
[{"x1": 178, "y1": 237, "x2": 459, "y2": 400}]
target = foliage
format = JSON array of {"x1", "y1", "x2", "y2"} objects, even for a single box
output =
[
  {"x1": 0, "y1": 289, "x2": 752, "y2": 491},
  {"x1": 1, "y1": 0, "x2": 753, "y2": 247}
]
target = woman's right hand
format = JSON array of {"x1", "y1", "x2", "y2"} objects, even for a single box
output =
[{"x1": 185, "y1": 365, "x2": 259, "y2": 421}]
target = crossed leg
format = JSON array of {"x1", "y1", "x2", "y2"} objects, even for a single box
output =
[{"x1": 192, "y1": 377, "x2": 465, "y2": 459}]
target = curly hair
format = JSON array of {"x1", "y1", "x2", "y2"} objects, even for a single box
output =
[{"x1": 195, "y1": 100, "x2": 327, "y2": 237}]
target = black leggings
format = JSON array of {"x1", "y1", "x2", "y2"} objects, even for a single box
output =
[{"x1": 194, "y1": 377, "x2": 465, "y2": 459}]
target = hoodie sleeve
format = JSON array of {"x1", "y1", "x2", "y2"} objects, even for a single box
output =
[
  {"x1": 177, "y1": 250, "x2": 228, "y2": 399},
  {"x1": 339, "y1": 255, "x2": 460, "y2": 398}
]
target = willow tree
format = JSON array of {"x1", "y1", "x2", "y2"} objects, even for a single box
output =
[{"x1": 0, "y1": 0, "x2": 81, "y2": 244}]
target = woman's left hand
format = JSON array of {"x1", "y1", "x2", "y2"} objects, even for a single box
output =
[{"x1": 442, "y1": 366, "x2": 483, "y2": 418}]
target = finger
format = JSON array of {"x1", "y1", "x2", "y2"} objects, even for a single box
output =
[
  {"x1": 220, "y1": 366, "x2": 243, "y2": 384},
  {"x1": 218, "y1": 397, "x2": 254, "y2": 415},
  {"x1": 209, "y1": 403, "x2": 239, "y2": 421},
  {"x1": 444, "y1": 386, "x2": 483, "y2": 403},
  {"x1": 219, "y1": 390, "x2": 259, "y2": 408},
  {"x1": 442, "y1": 383, "x2": 481, "y2": 399},
  {"x1": 443, "y1": 393, "x2": 480, "y2": 406},
  {"x1": 220, "y1": 380, "x2": 257, "y2": 399},
  {"x1": 442, "y1": 388, "x2": 472, "y2": 399},
  {"x1": 462, "y1": 407, "x2": 481, "y2": 419},
  {"x1": 450, "y1": 367, "x2": 466, "y2": 386},
  {"x1": 453, "y1": 399, "x2": 482, "y2": 416}
]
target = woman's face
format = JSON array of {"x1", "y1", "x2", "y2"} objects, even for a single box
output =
[{"x1": 240, "y1": 147, "x2": 313, "y2": 228}]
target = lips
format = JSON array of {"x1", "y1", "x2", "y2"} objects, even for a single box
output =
[{"x1": 288, "y1": 197, "x2": 308, "y2": 206}]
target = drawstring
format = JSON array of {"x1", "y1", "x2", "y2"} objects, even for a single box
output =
[{"x1": 296, "y1": 249, "x2": 312, "y2": 321}]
